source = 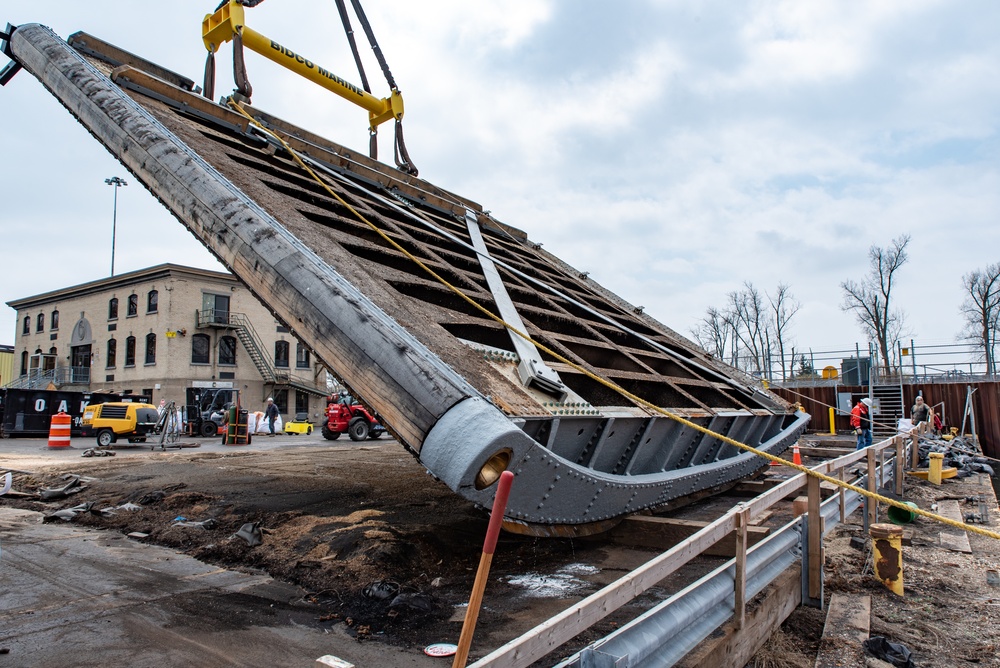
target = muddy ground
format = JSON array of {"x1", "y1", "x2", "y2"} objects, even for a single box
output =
[
  {"x1": 5, "y1": 440, "x2": 1000, "y2": 666},
  {"x1": 751, "y1": 469, "x2": 1000, "y2": 668}
]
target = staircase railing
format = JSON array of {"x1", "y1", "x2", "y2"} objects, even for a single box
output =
[
  {"x1": 3, "y1": 366, "x2": 90, "y2": 389},
  {"x1": 195, "y1": 310, "x2": 326, "y2": 394},
  {"x1": 230, "y1": 312, "x2": 286, "y2": 384}
]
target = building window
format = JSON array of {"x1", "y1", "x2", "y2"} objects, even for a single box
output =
[
  {"x1": 274, "y1": 340, "x2": 289, "y2": 368},
  {"x1": 295, "y1": 342, "x2": 310, "y2": 369},
  {"x1": 145, "y1": 333, "x2": 156, "y2": 365},
  {"x1": 127, "y1": 295, "x2": 138, "y2": 317},
  {"x1": 294, "y1": 390, "x2": 310, "y2": 417},
  {"x1": 125, "y1": 336, "x2": 136, "y2": 366},
  {"x1": 273, "y1": 389, "x2": 288, "y2": 414},
  {"x1": 108, "y1": 298, "x2": 119, "y2": 320},
  {"x1": 36, "y1": 313, "x2": 44, "y2": 333},
  {"x1": 219, "y1": 335, "x2": 237, "y2": 365},
  {"x1": 107, "y1": 339, "x2": 117, "y2": 368},
  {"x1": 147, "y1": 290, "x2": 158, "y2": 314},
  {"x1": 191, "y1": 333, "x2": 210, "y2": 364},
  {"x1": 20, "y1": 350, "x2": 27, "y2": 376},
  {"x1": 22, "y1": 316, "x2": 29, "y2": 336},
  {"x1": 202, "y1": 293, "x2": 230, "y2": 324},
  {"x1": 51, "y1": 310, "x2": 59, "y2": 331}
]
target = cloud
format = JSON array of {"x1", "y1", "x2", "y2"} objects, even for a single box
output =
[{"x1": 0, "y1": 0, "x2": 997, "y2": 363}]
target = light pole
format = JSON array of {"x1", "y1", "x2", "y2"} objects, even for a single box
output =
[{"x1": 105, "y1": 176, "x2": 128, "y2": 276}]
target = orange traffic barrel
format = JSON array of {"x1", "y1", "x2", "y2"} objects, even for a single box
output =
[{"x1": 48, "y1": 411, "x2": 72, "y2": 449}]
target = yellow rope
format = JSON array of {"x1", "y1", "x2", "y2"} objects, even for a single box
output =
[{"x1": 227, "y1": 100, "x2": 1000, "y2": 542}]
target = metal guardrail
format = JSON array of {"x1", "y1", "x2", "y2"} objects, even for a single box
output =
[
  {"x1": 4, "y1": 367, "x2": 90, "y2": 389},
  {"x1": 473, "y1": 426, "x2": 924, "y2": 668}
]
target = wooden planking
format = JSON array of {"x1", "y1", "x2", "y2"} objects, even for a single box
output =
[
  {"x1": 676, "y1": 566, "x2": 803, "y2": 668},
  {"x1": 608, "y1": 515, "x2": 770, "y2": 558},
  {"x1": 469, "y1": 513, "x2": 739, "y2": 668},
  {"x1": 814, "y1": 593, "x2": 871, "y2": 668},
  {"x1": 68, "y1": 31, "x2": 195, "y2": 90},
  {"x1": 937, "y1": 500, "x2": 972, "y2": 553},
  {"x1": 798, "y1": 446, "x2": 853, "y2": 458},
  {"x1": 240, "y1": 104, "x2": 487, "y2": 217},
  {"x1": 109, "y1": 66, "x2": 251, "y2": 133}
]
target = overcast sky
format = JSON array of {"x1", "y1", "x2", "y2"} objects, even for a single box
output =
[{"x1": 1, "y1": 1, "x2": 997, "y2": 364}]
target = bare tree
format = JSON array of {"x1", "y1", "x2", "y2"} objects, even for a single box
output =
[
  {"x1": 727, "y1": 282, "x2": 768, "y2": 376},
  {"x1": 840, "y1": 235, "x2": 911, "y2": 375},
  {"x1": 693, "y1": 282, "x2": 799, "y2": 380},
  {"x1": 961, "y1": 262, "x2": 1000, "y2": 376},
  {"x1": 768, "y1": 283, "x2": 800, "y2": 381},
  {"x1": 691, "y1": 307, "x2": 731, "y2": 360}
]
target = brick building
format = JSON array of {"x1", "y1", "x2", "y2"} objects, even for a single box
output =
[{"x1": 6, "y1": 264, "x2": 329, "y2": 420}]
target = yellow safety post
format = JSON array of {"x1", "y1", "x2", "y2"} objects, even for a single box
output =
[
  {"x1": 870, "y1": 523, "x2": 904, "y2": 595},
  {"x1": 828, "y1": 407, "x2": 836, "y2": 435},
  {"x1": 928, "y1": 452, "x2": 944, "y2": 485}
]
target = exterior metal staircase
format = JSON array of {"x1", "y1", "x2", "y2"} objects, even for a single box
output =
[
  {"x1": 196, "y1": 310, "x2": 326, "y2": 398},
  {"x1": 226, "y1": 312, "x2": 284, "y2": 385},
  {"x1": 872, "y1": 380, "x2": 904, "y2": 440}
]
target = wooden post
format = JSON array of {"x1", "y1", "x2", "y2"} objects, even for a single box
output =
[
  {"x1": 838, "y1": 467, "x2": 846, "y2": 523},
  {"x1": 866, "y1": 448, "x2": 878, "y2": 529},
  {"x1": 910, "y1": 429, "x2": 920, "y2": 470},
  {"x1": 894, "y1": 435, "x2": 905, "y2": 497},
  {"x1": 807, "y1": 474, "x2": 823, "y2": 601},
  {"x1": 734, "y1": 508, "x2": 749, "y2": 629}
]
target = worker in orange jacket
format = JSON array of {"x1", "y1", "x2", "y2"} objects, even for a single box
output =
[{"x1": 851, "y1": 397, "x2": 873, "y2": 450}]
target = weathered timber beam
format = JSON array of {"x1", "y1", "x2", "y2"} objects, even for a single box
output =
[
  {"x1": 608, "y1": 515, "x2": 771, "y2": 558},
  {"x1": 9, "y1": 23, "x2": 473, "y2": 449}
]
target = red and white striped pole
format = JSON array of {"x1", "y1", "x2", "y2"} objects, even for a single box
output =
[{"x1": 452, "y1": 470, "x2": 514, "y2": 668}]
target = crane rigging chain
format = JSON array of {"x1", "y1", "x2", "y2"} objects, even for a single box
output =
[
  {"x1": 202, "y1": 0, "x2": 416, "y2": 174},
  {"x1": 335, "y1": 0, "x2": 372, "y2": 94},
  {"x1": 337, "y1": 0, "x2": 417, "y2": 174},
  {"x1": 232, "y1": 30, "x2": 252, "y2": 99}
]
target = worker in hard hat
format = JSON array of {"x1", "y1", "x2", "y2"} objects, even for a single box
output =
[{"x1": 851, "y1": 397, "x2": 873, "y2": 450}]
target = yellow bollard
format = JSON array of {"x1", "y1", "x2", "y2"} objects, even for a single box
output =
[
  {"x1": 870, "y1": 523, "x2": 904, "y2": 595},
  {"x1": 828, "y1": 407, "x2": 836, "y2": 435},
  {"x1": 928, "y1": 452, "x2": 944, "y2": 485}
]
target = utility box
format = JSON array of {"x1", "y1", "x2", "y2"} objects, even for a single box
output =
[
  {"x1": 837, "y1": 393, "x2": 853, "y2": 415},
  {"x1": 840, "y1": 357, "x2": 870, "y2": 386}
]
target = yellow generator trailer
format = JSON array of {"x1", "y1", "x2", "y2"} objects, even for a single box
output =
[{"x1": 82, "y1": 402, "x2": 160, "y2": 446}]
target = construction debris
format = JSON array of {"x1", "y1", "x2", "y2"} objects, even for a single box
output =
[
  {"x1": 234, "y1": 521, "x2": 263, "y2": 546},
  {"x1": 37, "y1": 475, "x2": 85, "y2": 500}
]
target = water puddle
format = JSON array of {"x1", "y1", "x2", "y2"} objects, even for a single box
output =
[{"x1": 505, "y1": 563, "x2": 600, "y2": 598}]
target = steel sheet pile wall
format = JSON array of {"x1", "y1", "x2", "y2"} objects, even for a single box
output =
[{"x1": 773, "y1": 381, "x2": 1000, "y2": 458}]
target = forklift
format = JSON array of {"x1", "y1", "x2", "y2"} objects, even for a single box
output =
[{"x1": 185, "y1": 387, "x2": 239, "y2": 437}]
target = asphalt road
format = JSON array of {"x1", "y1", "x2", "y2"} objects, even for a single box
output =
[
  {"x1": 0, "y1": 432, "x2": 451, "y2": 668},
  {"x1": 0, "y1": 428, "x2": 384, "y2": 469}
]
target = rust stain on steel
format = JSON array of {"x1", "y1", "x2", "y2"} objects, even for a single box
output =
[{"x1": 873, "y1": 538, "x2": 902, "y2": 581}]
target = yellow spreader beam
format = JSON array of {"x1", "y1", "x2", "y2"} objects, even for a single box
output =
[{"x1": 202, "y1": 0, "x2": 403, "y2": 130}]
